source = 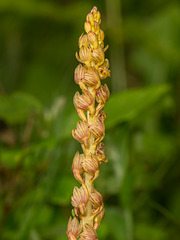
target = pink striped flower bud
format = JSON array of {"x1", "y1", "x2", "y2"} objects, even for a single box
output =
[
  {"x1": 66, "y1": 216, "x2": 82, "y2": 240},
  {"x1": 71, "y1": 186, "x2": 89, "y2": 216},
  {"x1": 96, "y1": 142, "x2": 108, "y2": 163},
  {"x1": 89, "y1": 119, "x2": 105, "y2": 143},
  {"x1": 72, "y1": 152, "x2": 84, "y2": 184},
  {"x1": 91, "y1": 47, "x2": 104, "y2": 66},
  {"x1": 86, "y1": 12, "x2": 94, "y2": 25},
  {"x1": 98, "y1": 111, "x2": 107, "y2": 122},
  {"x1": 73, "y1": 91, "x2": 94, "y2": 111},
  {"x1": 87, "y1": 31, "x2": 98, "y2": 49},
  {"x1": 80, "y1": 224, "x2": 98, "y2": 240},
  {"x1": 72, "y1": 121, "x2": 90, "y2": 147},
  {"x1": 90, "y1": 190, "x2": 103, "y2": 208},
  {"x1": 74, "y1": 64, "x2": 85, "y2": 84},
  {"x1": 84, "y1": 67, "x2": 100, "y2": 87},
  {"x1": 98, "y1": 29, "x2": 104, "y2": 44},
  {"x1": 84, "y1": 21, "x2": 92, "y2": 33},
  {"x1": 96, "y1": 84, "x2": 110, "y2": 105},
  {"x1": 76, "y1": 46, "x2": 91, "y2": 67},
  {"x1": 81, "y1": 154, "x2": 99, "y2": 174},
  {"x1": 92, "y1": 21, "x2": 100, "y2": 35},
  {"x1": 92, "y1": 8, "x2": 101, "y2": 23},
  {"x1": 79, "y1": 34, "x2": 89, "y2": 48},
  {"x1": 98, "y1": 59, "x2": 111, "y2": 79}
]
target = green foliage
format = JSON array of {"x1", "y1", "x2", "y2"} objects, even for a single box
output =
[
  {"x1": 105, "y1": 84, "x2": 170, "y2": 128},
  {"x1": 0, "y1": 92, "x2": 42, "y2": 125},
  {"x1": 0, "y1": 0, "x2": 180, "y2": 240}
]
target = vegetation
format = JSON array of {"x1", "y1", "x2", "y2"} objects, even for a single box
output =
[{"x1": 0, "y1": 0, "x2": 180, "y2": 240}]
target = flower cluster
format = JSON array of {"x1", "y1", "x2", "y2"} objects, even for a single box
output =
[{"x1": 67, "y1": 6, "x2": 110, "y2": 239}]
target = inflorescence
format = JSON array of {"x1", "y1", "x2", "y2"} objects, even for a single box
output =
[{"x1": 66, "y1": 6, "x2": 110, "y2": 240}]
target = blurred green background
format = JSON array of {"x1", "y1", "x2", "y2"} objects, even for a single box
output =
[{"x1": 0, "y1": 0, "x2": 180, "y2": 239}]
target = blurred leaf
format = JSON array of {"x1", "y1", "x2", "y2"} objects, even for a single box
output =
[
  {"x1": 0, "y1": 0, "x2": 90, "y2": 24},
  {"x1": 105, "y1": 126, "x2": 129, "y2": 194},
  {"x1": 49, "y1": 175, "x2": 77, "y2": 206},
  {"x1": 53, "y1": 102, "x2": 78, "y2": 141},
  {"x1": 104, "y1": 207, "x2": 128, "y2": 240},
  {"x1": 0, "y1": 136, "x2": 57, "y2": 168},
  {"x1": 0, "y1": 92, "x2": 42, "y2": 124},
  {"x1": 135, "y1": 223, "x2": 166, "y2": 240},
  {"x1": 105, "y1": 84, "x2": 170, "y2": 128}
]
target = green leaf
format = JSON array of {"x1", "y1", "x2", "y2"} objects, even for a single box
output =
[
  {"x1": 49, "y1": 175, "x2": 78, "y2": 206},
  {"x1": 105, "y1": 84, "x2": 170, "y2": 128},
  {"x1": 104, "y1": 207, "x2": 133, "y2": 240},
  {"x1": 0, "y1": 92, "x2": 42, "y2": 124},
  {"x1": 0, "y1": 136, "x2": 57, "y2": 168}
]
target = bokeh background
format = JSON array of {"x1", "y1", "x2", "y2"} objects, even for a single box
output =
[{"x1": 0, "y1": 0, "x2": 180, "y2": 239}]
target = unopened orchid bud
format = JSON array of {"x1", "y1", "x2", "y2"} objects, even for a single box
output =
[
  {"x1": 66, "y1": 216, "x2": 82, "y2": 239},
  {"x1": 86, "y1": 12, "x2": 94, "y2": 25},
  {"x1": 96, "y1": 84, "x2": 110, "y2": 104},
  {"x1": 87, "y1": 31, "x2": 98, "y2": 49},
  {"x1": 84, "y1": 21, "x2": 92, "y2": 33},
  {"x1": 91, "y1": 47, "x2": 104, "y2": 66},
  {"x1": 79, "y1": 34, "x2": 88, "y2": 48},
  {"x1": 73, "y1": 91, "x2": 94, "y2": 111},
  {"x1": 98, "y1": 111, "x2": 107, "y2": 122},
  {"x1": 84, "y1": 67, "x2": 100, "y2": 87},
  {"x1": 98, "y1": 59, "x2": 111, "y2": 79},
  {"x1": 74, "y1": 64, "x2": 85, "y2": 84},
  {"x1": 81, "y1": 154, "x2": 99, "y2": 174},
  {"x1": 91, "y1": 6, "x2": 98, "y2": 14},
  {"x1": 76, "y1": 46, "x2": 91, "y2": 67},
  {"x1": 93, "y1": 21, "x2": 100, "y2": 35},
  {"x1": 90, "y1": 190, "x2": 103, "y2": 208},
  {"x1": 96, "y1": 142, "x2": 108, "y2": 163},
  {"x1": 89, "y1": 119, "x2": 105, "y2": 143},
  {"x1": 80, "y1": 224, "x2": 98, "y2": 240},
  {"x1": 72, "y1": 152, "x2": 84, "y2": 184},
  {"x1": 72, "y1": 121, "x2": 90, "y2": 147},
  {"x1": 98, "y1": 29, "x2": 104, "y2": 44},
  {"x1": 93, "y1": 10, "x2": 101, "y2": 23},
  {"x1": 71, "y1": 186, "x2": 89, "y2": 216}
]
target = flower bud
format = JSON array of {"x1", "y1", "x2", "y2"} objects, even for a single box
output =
[
  {"x1": 66, "y1": 216, "x2": 82, "y2": 239},
  {"x1": 71, "y1": 186, "x2": 89, "y2": 216},
  {"x1": 91, "y1": 47, "x2": 104, "y2": 66},
  {"x1": 84, "y1": 67, "x2": 100, "y2": 87},
  {"x1": 89, "y1": 119, "x2": 105, "y2": 143},
  {"x1": 72, "y1": 121, "x2": 90, "y2": 147},
  {"x1": 98, "y1": 59, "x2": 111, "y2": 79},
  {"x1": 96, "y1": 84, "x2": 110, "y2": 104},
  {"x1": 84, "y1": 21, "x2": 92, "y2": 33},
  {"x1": 73, "y1": 91, "x2": 94, "y2": 111},
  {"x1": 81, "y1": 154, "x2": 99, "y2": 174},
  {"x1": 96, "y1": 142, "x2": 108, "y2": 163},
  {"x1": 87, "y1": 31, "x2": 98, "y2": 49},
  {"x1": 76, "y1": 46, "x2": 91, "y2": 67},
  {"x1": 98, "y1": 111, "x2": 107, "y2": 122},
  {"x1": 98, "y1": 29, "x2": 104, "y2": 44},
  {"x1": 93, "y1": 10, "x2": 101, "y2": 23},
  {"x1": 86, "y1": 12, "x2": 94, "y2": 25},
  {"x1": 72, "y1": 152, "x2": 84, "y2": 184},
  {"x1": 93, "y1": 21, "x2": 100, "y2": 35},
  {"x1": 74, "y1": 64, "x2": 85, "y2": 84},
  {"x1": 91, "y1": 6, "x2": 98, "y2": 14},
  {"x1": 79, "y1": 34, "x2": 89, "y2": 48},
  {"x1": 90, "y1": 189, "x2": 103, "y2": 208},
  {"x1": 80, "y1": 224, "x2": 98, "y2": 240}
]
